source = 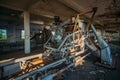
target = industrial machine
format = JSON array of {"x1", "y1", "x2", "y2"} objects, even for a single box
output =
[{"x1": 0, "y1": 8, "x2": 114, "y2": 80}]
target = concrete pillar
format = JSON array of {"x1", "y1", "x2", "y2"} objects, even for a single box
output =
[
  {"x1": 119, "y1": 30, "x2": 120, "y2": 38},
  {"x1": 24, "y1": 11, "x2": 30, "y2": 54},
  {"x1": 12, "y1": 25, "x2": 16, "y2": 42},
  {"x1": 97, "y1": 29, "x2": 102, "y2": 36},
  {"x1": 101, "y1": 29, "x2": 105, "y2": 37}
]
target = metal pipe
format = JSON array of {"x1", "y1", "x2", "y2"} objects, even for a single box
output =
[
  {"x1": 42, "y1": 52, "x2": 91, "y2": 80},
  {"x1": 58, "y1": 31, "x2": 80, "y2": 50},
  {"x1": 90, "y1": 24, "x2": 112, "y2": 65},
  {"x1": 14, "y1": 49, "x2": 86, "y2": 80},
  {"x1": 0, "y1": 54, "x2": 42, "y2": 67},
  {"x1": 44, "y1": 30, "x2": 81, "y2": 51},
  {"x1": 59, "y1": 19, "x2": 70, "y2": 27}
]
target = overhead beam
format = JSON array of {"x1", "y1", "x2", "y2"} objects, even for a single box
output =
[
  {"x1": 0, "y1": 3, "x2": 24, "y2": 11},
  {"x1": 30, "y1": 20, "x2": 44, "y2": 25},
  {"x1": 0, "y1": 1, "x2": 57, "y2": 22},
  {"x1": 58, "y1": 0, "x2": 103, "y2": 26},
  {"x1": 30, "y1": 14, "x2": 53, "y2": 24},
  {"x1": 58, "y1": 0, "x2": 85, "y2": 13},
  {"x1": 95, "y1": 24, "x2": 120, "y2": 30},
  {"x1": 30, "y1": 8, "x2": 67, "y2": 20},
  {"x1": 25, "y1": 0, "x2": 41, "y2": 10},
  {"x1": 97, "y1": 18, "x2": 120, "y2": 21}
]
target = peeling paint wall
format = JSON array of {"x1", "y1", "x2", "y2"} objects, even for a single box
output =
[{"x1": 0, "y1": 23, "x2": 43, "y2": 53}]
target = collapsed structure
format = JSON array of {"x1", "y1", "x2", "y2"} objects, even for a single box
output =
[{"x1": 0, "y1": 8, "x2": 114, "y2": 80}]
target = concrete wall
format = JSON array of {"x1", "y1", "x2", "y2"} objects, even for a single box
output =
[{"x1": 0, "y1": 23, "x2": 43, "y2": 53}]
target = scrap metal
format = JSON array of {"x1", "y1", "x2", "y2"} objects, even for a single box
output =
[{"x1": 0, "y1": 7, "x2": 114, "y2": 80}]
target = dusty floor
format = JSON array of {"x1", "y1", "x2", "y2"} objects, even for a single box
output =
[
  {"x1": 0, "y1": 40, "x2": 120, "y2": 80},
  {"x1": 63, "y1": 40, "x2": 120, "y2": 80},
  {"x1": 0, "y1": 46, "x2": 44, "y2": 60},
  {"x1": 63, "y1": 54, "x2": 120, "y2": 80}
]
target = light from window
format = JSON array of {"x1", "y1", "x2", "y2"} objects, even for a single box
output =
[
  {"x1": 0, "y1": 29, "x2": 7, "y2": 40},
  {"x1": 21, "y1": 30, "x2": 25, "y2": 39}
]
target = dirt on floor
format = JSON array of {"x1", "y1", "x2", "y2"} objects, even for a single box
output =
[
  {"x1": 63, "y1": 40, "x2": 120, "y2": 80},
  {"x1": 63, "y1": 54, "x2": 120, "y2": 80},
  {"x1": 0, "y1": 46, "x2": 44, "y2": 60},
  {"x1": 0, "y1": 40, "x2": 120, "y2": 80}
]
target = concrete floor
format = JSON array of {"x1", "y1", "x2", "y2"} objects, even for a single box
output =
[
  {"x1": 0, "y1": 40, "x2": 120, "y2": 80},
  {"x1": 0, "y1": 46, "x2": 44, "y2": 61},
  {"x1": 63, "y1": 54, "x2": 120, "y2": 80},
  {"x1": 63, "y1": 40, "x2": 120, "y2": 80}
]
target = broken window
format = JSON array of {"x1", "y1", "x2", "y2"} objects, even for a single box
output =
[
  {"x1": 0, "y1": 29, "x2": 7, "y2": 40},
  {"x1": 21, "y1": 30, "x2": 25, "y2": 39}
]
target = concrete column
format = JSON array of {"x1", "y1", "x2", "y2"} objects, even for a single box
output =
[
  {"x1": 24, "y1": 11, "x2": 30, "y2": 54},
  {"x1": 12, "y1": 25, "x2": 16, "y2": 42},
  {"x1": 119, "y1": 30, "x2": 120, "y2": 38},
  {"x1": 97, "y1": 29, "x2": 102, "y2": 36},
  {"x1": 101, "y1": 29, "x2": 105, "y2": 37}
]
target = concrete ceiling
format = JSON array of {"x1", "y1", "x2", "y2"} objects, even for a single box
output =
[{"x1": 0, "y1": 0, "x2": 120, "y2": 30}]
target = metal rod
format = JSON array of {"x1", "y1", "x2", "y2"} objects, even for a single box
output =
[
  {"x1": 0, "y1": 54, "x2": 42, "y2": 67},
  {"x1": 90, "y1": 24, "x2": 112, "y2": 65},
  {"x1": 42, "y1": 52, "x2": 91, "y2": 80},
  {"x1": 14, "y1": 49, "x2": 86, "y2": 80}
]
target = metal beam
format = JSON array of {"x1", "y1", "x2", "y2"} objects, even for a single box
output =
[{"x1": 0, "y1": 54, "x2": 42, "y2": 67}]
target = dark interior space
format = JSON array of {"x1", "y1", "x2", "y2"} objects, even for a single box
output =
[{"x1": 0, "y1": 0, "x2": 120, "y2": 80}]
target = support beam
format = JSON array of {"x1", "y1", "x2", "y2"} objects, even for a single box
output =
[
  {"x1": 58, "y1": 0, "x2": 85, "y2": 13},
  {"x1": 30, "y1": 20, "x2": 44, "y2": 25},
  {"x1": 101, "y1": 28, "x2": 106, "y2": 37},
  {"x1": 119, "y1": 30, "x2": 120, "y2": 38},
  {"x1": 27, "y1": 0, "x2": 41, "y2": 10},
  {"x1": 96, "y1": 29, "x2": 102, "y2": 36},
  {"x1": 24, "y1": 11, "x2": 30, "y2": 54},
  {"x1": 58, "y1": 0, "x2": 103, "y2": 26},
  {"x1": 30, "y1": 8, "x2": 67, "y2": 20},
  {"x1": 0, "y1": 3, "x2": 24, "y2": 11}
]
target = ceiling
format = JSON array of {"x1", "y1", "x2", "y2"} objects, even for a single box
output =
[{"x1": 0, "y1": 0, "x2": 120, "y2": 31}]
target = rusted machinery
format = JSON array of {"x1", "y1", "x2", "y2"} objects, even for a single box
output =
[{"x1": 0, "y1": 8, "x2": 114, "y2": 80}]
